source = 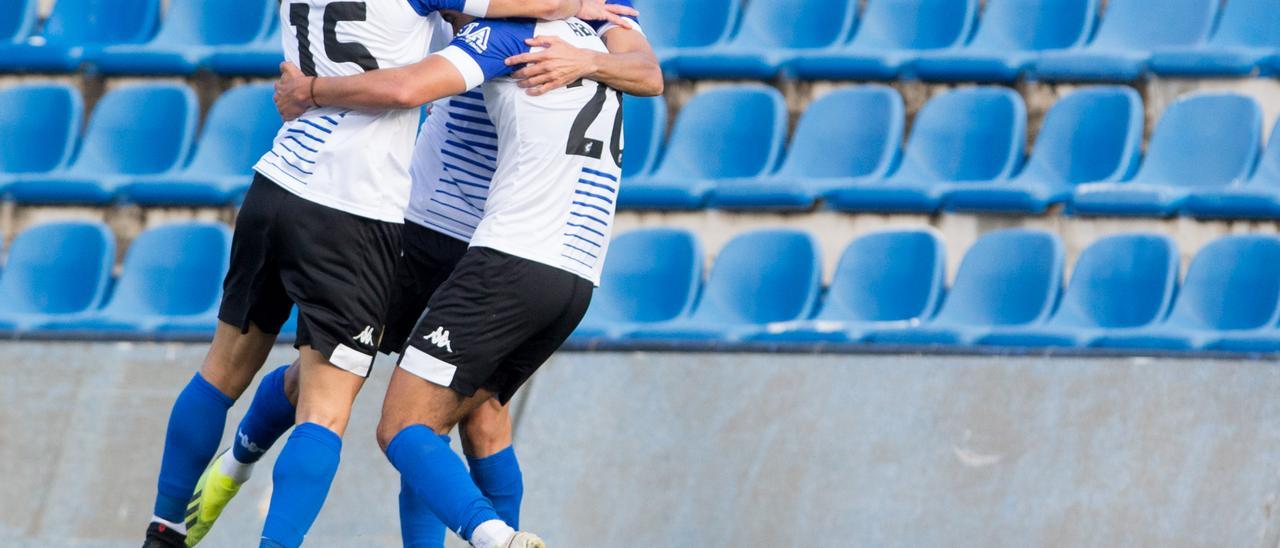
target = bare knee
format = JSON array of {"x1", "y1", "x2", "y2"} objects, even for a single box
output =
[{"x1": 460, "y1": 399, "x2": 513, "y2": 458}]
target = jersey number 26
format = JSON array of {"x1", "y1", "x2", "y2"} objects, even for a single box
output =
[{"x1": 566, "y1": 80, "x2": 624, "y2": 168}]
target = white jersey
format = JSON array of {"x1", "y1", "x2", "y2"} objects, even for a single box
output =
[
  {"x1": 417, "y1": 17, "x2": 626, "y2": 284},
  {"x1": 254, "y1": 0, "x2": 454, "y2": 223}
]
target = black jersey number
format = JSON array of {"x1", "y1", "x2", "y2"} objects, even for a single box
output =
[
  {"x1": 288, "y1": 2, "x2": 379, "y2": 77},
  {"x1": 566, "y1": 81, "x2": 624, "y2": 168}
]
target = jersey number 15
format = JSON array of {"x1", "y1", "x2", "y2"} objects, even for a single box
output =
[{"x1": 288, "y1": 1, "x2": 379, "y2": 76}]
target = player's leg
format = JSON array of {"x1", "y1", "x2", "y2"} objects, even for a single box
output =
[{"x1": 459, "y1": 400, "x2": 523, "y2": 528}]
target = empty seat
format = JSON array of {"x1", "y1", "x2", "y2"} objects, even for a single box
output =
[
  {"x1": 0, "y1": 0, "x2": 37, "y2": 44},
  {"x1": 943, "y1": 86, "x2": 1143, "y2": 214},
  {"x1": 572, "y1": 228, "x2": 702, "y2": 340},
  {"x1": 0, "y1": 222, "x2": 114, "y2": 332},
  {"x1": 667, "y1": 0, "x2": 858, "y2": 79},
  {"x1": 633, "y1": 0, "x2": 739, "y2": 68},
  {"x1": 1184, "y1": 121, "x2": 1280, "y2": 219},
  {"x1": 912, "y1": 0, "x2": 1097, "y2": 82},
  {"x1": 1093, "y1": 235, "x2": 1280, "y2": 351},
  {"x1": 119, "y1": 84, "x2": 279, "y2": 206},
  {"x1": 0, "y1": 0, "x2": 160, "y2": 73},
  {"x1": 621, "y1": 95, "x2": 666, "y2": 179},
  {"x1": 206, "y1": 22, "x2": 283, "y2": 77},
  {"x1": 626, "y1": 229, "x2": 821, "y2": 342},
  {"x1": 0, "y1": 83, "x2": 82, "y2": 191},
  {"x1": 825, "y1": 87, "x2": 1025, "y2": 214},
  {"x1": 748, "y1": 229, "x2": 945, "y2": 343},
  {"x1": 787, "y1": 0, "x2": 977, "y2": 80},
  {"x1": 978, "y1": 234, "x2": 1178, "y2": 348},
  {"x1": 37, "y1": 222, "x2": 231, "y2": 336},
  {"x1": 1031, "y1": 0, "x2": 1218, "y2": 81},
  {"x1": 711, "y1": 85, "x2": 904, "y2": 210},
  {"x1": 865, "y1": 229, "x2": 1063, "y2": 346},
  {"x1": 1149, "y1": 0, "x2": 1280, "y2": 77},
  {"x1": 90, "y1": 0, "x2": 275, "y2": 75},
  {"x1": 620, "y1": 86, "x2": 787, "y2": 210},
  {"x1": 7, "y1": 83, "x2": 198, "y2": 205},
  {"x1": 1072, "y1": 93, "x2": 1262, "y2": 217}
]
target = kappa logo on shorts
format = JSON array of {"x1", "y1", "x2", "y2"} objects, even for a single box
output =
[
  {"x1": 353, "y1": 326, "x2": 376, "y2": 346},
  {"x1": 424, "y1": 326, "x2": 454, "y2": 353}
]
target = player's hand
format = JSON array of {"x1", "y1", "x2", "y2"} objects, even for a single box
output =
[
  {"x1": 506, "y1": 36, "x2": 600, "y2": 96},
  {"x1": 274, "y1": 62, "x2": 314, "y2": 121},
  {"x1": 574, "y1": 0, "x2": 637, "y2": 30}
]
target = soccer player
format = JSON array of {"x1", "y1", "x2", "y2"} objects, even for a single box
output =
[
  {"x1": 273, "y1": 11, "x2": 643, "y2": 548},
  {"x1": 140, "y1": 2, "x2": 635, "y2": 548}
]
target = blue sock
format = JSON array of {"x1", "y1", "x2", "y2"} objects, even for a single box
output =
[
  {"x1": 468, "y1": 446, "x2": 523, "y2": 529},
  {"x1": 385, "y1": 425, "x2": 501, "y2": 541},
  {"x1": 232, "y1": 365, "x2": 296, "y2": 464},
  {"x1": 260, "y1": 423, "x2": 342, "y2": 548},
  {"x1": 400, "y1": 477, "x2": 447, "y2": 548},
  {"x1": 153, "y1": 373, "x2": 234, "y2": 523}
]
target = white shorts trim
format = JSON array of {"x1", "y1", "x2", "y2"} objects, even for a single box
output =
[
  {"x1": 329, "y1": 343, "x2": 374, "y2": 377},
  {"x1": 400, "y1": 345, "x2": 459, "y2": 387}
]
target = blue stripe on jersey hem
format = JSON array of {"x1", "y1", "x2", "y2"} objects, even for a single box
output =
[
  {"x1": 448, "y1": 100, "x2": 489, "y2": 114},
  {"x1": 273, "y1": 151, "x2": 315, "y2": 175},
  {"x1": 458, "y1": 137, "x2": 498, "y2": 151},
  {"x1": 441, "y1": 162, "x2": 493, "y2": 183},
  {"x1": 561, "y1": 253, "x2": 595, "y2": 269},
  {"x1": 461, "y1": 90, "x2": 484, "y2": 100},
  {"x1": 417, "y1": 218, "x2": 474, "y2": 239},
  {"x1": 575, "y1": 189, "x2": 614, "y2": 205},
  {"x1": 582, "y1": 167, "x2": 618, "y2": 182},
  {"x1": 287, "y1": 135, "x2": 318, "y2": 153},
  {"x1": 444, "y1": 140, "x2": 498, "y2": 163},
  {"x1": 577, "y1": 179, "x2": 616, "y2": 193},
  {"x1": 448, "y1": 111, "x2": 495, "y2": 127},
  {"x1": 280, "y1": 142, "x2": 316, "y2": 164},
  {"x1": 446, "y1": 123, "x2": 498, "y2": 140},
  {"x1": 286, "y1": 128, "x2": 326, "y2": 144},
  {"x1": 430, "y1": 198, "x2": 483, "y2": 219},
  {"x1": 439, "y1": 188, "x2": 486, "y2": 204},
  {"x1": 300, "y1": 118, "x2": 333, "y2": 134},
  {"x1": 572, "y1": 201, "x2": 610, "y2": 215},
  {"x1": 569, "y1": 212, "x2": 608, "y2": 226},
  {"x1": 443, "y1": 176, "x2": 490, "y2": 190},
  {"x1": 441, "y1": 149, "x2": 496, "y2": 172},
  {"x1": 564, "y1": 233, "x2": 603, "y2": 248},
  {"x1": 564, "y1": 243, "x2": 599, "y2": 259},
  {"x1": 320, "y1": 115, "x2": 339, "y2": 125},
  {"x1": 264, "y1": 154, "x2": 312, "y2": 183},
  {"x1": 566, "y1": 222, "x2": 606, "y2": 238}
]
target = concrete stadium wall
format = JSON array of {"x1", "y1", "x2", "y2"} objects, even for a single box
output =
[{"x1": 3, "y1": 343, "x2": 1280, "y2": 547}]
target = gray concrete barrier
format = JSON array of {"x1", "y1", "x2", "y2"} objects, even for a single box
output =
[{"x1": 2, "y1": 343, "x2": 1280, "y2": 547}]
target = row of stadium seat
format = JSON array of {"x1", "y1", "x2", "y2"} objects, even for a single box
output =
[
  {"x1": 579, "y1": 227, "x2": 1280, "y2": 353},
  {"x1": 624, "y1": 84, "x2": 1280, "y2": 219},
  {"x1": 661, "y1": 0, "x2": 1280, "y2": 81},
  {"x1": 7, "y1": 220, "x2": 1280, "y2": 353},
  {"x1": 1, "y1": 0, "x2": 1277, "y2": 81}
]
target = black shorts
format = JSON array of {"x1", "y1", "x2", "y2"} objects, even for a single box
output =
[
  {"x1": 380, "y1": 222, "x2": 470, "y2": 354},
  {"x1": 219, "y1": 174, "x2": 401, "y2": 377},
  {"x1": 397, "y1": 247, "x2": 593, "y2": 404}
]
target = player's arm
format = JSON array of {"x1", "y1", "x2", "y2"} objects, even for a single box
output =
[
  {"x1": 425, "y1": 0, "x2": 637, "y2": 28},
  {"x1": 504, "y1": 4, "x2": 660, "y2": 96}
]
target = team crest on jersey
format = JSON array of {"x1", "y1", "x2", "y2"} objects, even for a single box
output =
[{"x1": 457, "y1": 23, "x2": 491, "y2": 54}]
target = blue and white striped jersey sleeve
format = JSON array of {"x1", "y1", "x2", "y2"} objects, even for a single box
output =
[
  {"x1": 405, "y1": 0, "x2": 493, "y2": 17},
  {"x1": 434, "y1": 19, "x2": 535, "y2": 90},
  {"x1": 590, "y1": 0, "x2": 643, "y2": 36}
]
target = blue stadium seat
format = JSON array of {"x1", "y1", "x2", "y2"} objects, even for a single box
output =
[
  {"x1": 620, "y1": 86, "x2": 787, "y2": 210},
  {"x1": 626, "y1": 229, "x2": 821, "y2": 342},
  {"x1": 912, "y1": 0, "x2": 1097, "y2": 82},
  {"x1": 1071, "y1": 93, "x2": 1262, "y2": 217},
  {"x1": 1093, "y1": 235, "x2": 1280, "y2": 351},
  {"x1": 825, "y1": 87, "x2": 1025, "y2": 214},
  {"x1": 748, "y1": 229, "x2": 945, "y2": 344},
  {"x1": 0, "y1": 0, "x2": 37, "y2": 44},
  {"x1": 633, "y1": 0, "x2": 739, "y2": 69},
  {"x1": 0, "y1": 222, "x2": 114, "y2": 332},
  {"x1": 943, "y1": 86, "x2": 1143, "y2": 214},
  {"x1": 865, "y1": 229, "x2": 1063, "y2": 346},
  {"x1": 621, "y1": 95, "x2": 666, "y2": 179},
  {"x1": 1030, "y1": 0, "x2": 1217, "y2": 81},
  {"x1": 119, "y1": 84, "x2": 279, "y2": 206},
  {"x1": 977, "y1": 234, "x2": 1178, "y2": 349},
  {"x1": 89, "y1": 0, "x2": 275, "y2": 75},
  {"x1": 572, "y1": 228, "x2": 702, "y2": 341},
  {"x1": 666, "y1": 0, "x2": 858, "y2": 79},
  {"x1": 0, "y1": 83, "x2": 83, "y2": 192},
  {"x1": 0, "y1": 0, "x2": 160, "y2": 73},
  {"x1": 786, "y1": 0, "x2": 977, "y2": 80},
  {"x1": 37, "y1": 222, "x2": 231, "y2": 336},
  {"x1": 1149, "y1": 0, "x2": 1280, "y2": 77},
  {"x1": 7, "y1": 83, "x2": 198, "y2": 205},
  {"x1": 206, "y1": 22, "x2": 283, "y2": 77},
  {"x1": 1184, "y1": 121, "x2": 1280, "y2": 219},
  {"x1": 710, "y1": 85, "x2": 903, "y2": 211}
]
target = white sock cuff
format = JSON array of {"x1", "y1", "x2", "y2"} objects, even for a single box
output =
[{"x1": 470, "y1": 519, "x2": 515, "y2": 548}]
